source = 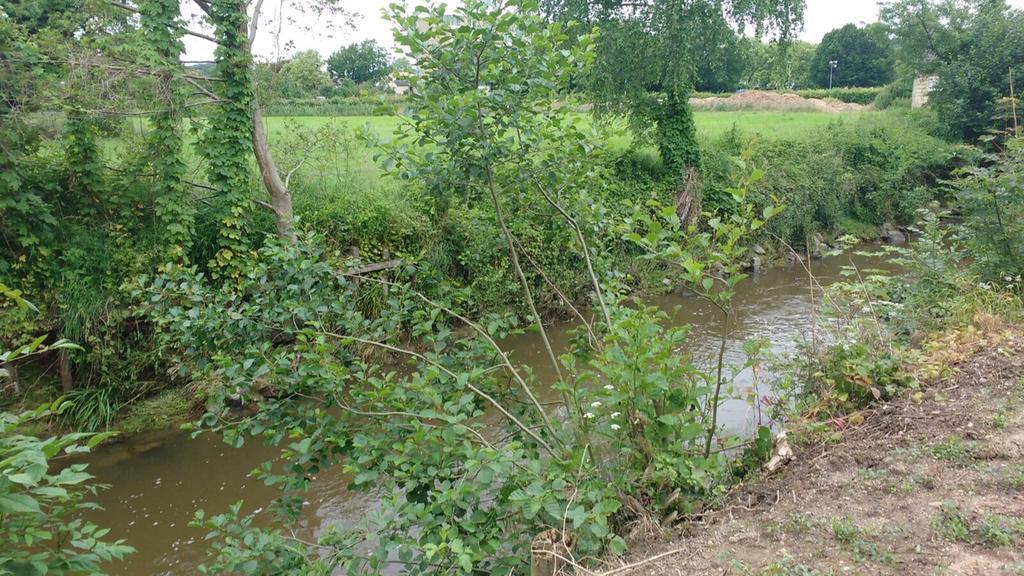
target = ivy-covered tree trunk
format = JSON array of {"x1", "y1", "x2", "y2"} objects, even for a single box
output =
[
  {"x1": 652, "y1": 86, "x2": 701, "y2": 175},
  {"x1": 62, "y1": 108, "x2": 103, "y2": 217},
  {"x1": 201, "y1": 0, "x2": 296, "y2": 257},
  {"x1": 203, "y1": 0, "x2": 256, "y2": 271},
  {"x1": 140, "y1": 0, "x2": 193, "y2": 261}
]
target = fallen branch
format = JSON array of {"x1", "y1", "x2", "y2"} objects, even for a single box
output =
[
  {"x1": 347, "y1": 259, "x2": 403, "y2": 275},
  {"x1": 600, "y1": 547, "x2": 694, "y2": 576}
]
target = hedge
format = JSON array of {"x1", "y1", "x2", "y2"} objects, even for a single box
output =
[{"x1": 792, "y1": 87, "x2": 882, "y2": 105}]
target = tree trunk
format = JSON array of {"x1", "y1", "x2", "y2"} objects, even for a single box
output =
[
  {"x1": 59, "y1": 349, "x2": 73, "y2": 392},
  {"x1": 5, "y1": 362, "x2": 19, "y2": 395},
  {"x1": 674, "y1": 165, "x2": 701, "y2": 228},
  {"x1": 251, "y1": 106, "x2": 297, "y2": 243}
]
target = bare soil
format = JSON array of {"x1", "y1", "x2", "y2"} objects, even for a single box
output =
[
  {"x1": 691, "y1": 90, "x2": 869, "y2": 113},
  {"x1": 614, "y1": 325, "x2": 1024, "y2": 575}
]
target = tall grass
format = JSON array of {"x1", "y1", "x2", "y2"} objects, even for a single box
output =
[{"x1": 59, "y1": 386, "x2": 119, "y2": 431}]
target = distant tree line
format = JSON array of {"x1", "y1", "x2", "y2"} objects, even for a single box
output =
[
  {"x1": 239, "y1": 39, "x2": 403, "y2": 102},
  {"x1": 235, "y1": 21, "x2": 901, "y2": 105}
]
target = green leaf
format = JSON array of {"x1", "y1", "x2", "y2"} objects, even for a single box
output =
[
  {"x1": 608, "y1": 535, "x2": 627, "y2": 555},
  {"x1": 0, "y1": 493, "x2": 41, "y2": 513},
  {"x1": 32, "y1": 486, "x2": 69, "y2": 499}
]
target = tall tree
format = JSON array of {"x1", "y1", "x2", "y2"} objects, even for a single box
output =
[
  {"x1": 742, "y1": 38, "x2": 815, "y2": 90},
  {"x1": 811, "y1": 23, "x2": 894, "y2": 88},
  {"x1": 542, "y1": 0, "x2": 804, "y2": 174},
  {"x1": 277, "y1": 49, "x2": 332, "y2": 98},
  {"x1": 326, "y1": 39, "x2": 391, "y2": 84},
  {"x1": 881, "y1": 0, "x2": 1024, "y2": 140}
]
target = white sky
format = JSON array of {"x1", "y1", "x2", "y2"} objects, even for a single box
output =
[{"x1": 182, "y1": 0, "x2": 1024, "y2": 62}]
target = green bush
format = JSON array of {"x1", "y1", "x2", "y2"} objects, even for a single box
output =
[
  {"x1": 792, "y1": 87, "x2": 882, "y2": 105},
  {"x1": 295, "y1": 179, "x2": 430, "y2": 262},
  {"x1": 872, "y1": 78, "x2": 913, "y2": 110},
  {"x1": 955, "y1": 139, "x2": 1024, "y2": 282},
  {"x1": 694, "y1": 112, "x2": 960, "y2": 247}
]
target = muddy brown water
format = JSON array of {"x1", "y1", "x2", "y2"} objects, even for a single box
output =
[{"x1": 80, "y1": 248, "x2": 897, "y2": 575}]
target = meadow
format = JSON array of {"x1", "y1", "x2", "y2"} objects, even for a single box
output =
[
  {"x1": 250, "y1": 107, "x2": 956, "y2": 315},
  {"x1": 253, "y1": 109, "x2": 884, "y2": 203},
  {"x1": 260, "y1": 109, "x2": 879, "y2": 148}
]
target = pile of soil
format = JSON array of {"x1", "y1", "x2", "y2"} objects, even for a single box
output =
[
  {"x1": 610, "y1": 322, "x2": 1024, "y2": 575},
  {"x1": 691, "y1": 90, "x2": 869, "y2": 113}
]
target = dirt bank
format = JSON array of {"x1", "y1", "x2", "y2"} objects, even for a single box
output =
[
  {"x1": 616, "y1": 324, "x2": 1024, "y2": 575},
  {"x1": 691, "y1": 90, "x2": 869, "y2": 113}
]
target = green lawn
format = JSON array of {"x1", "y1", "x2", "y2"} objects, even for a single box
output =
[
  {"x1": 252, "y1": 110, "x2": 877, "y2": 204},
  {"x1": 694, "y1": 110, "x2": 875, "y2": 139},
  {"x1": 111, "y1": 110, "x2": 878, "y2": 198},
  {"x1": 261, "y1": 110, "x2": 876, "y2": 150}
]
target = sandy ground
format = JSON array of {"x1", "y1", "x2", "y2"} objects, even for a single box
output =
[{"x1": 610, "y1": 325, "x2": 1024, "y2": 576}]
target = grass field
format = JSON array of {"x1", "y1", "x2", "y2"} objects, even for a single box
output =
[
  {"x1": 113, "y1": 110, "x2": 874, "y2": 170},
  {"x1": 251, "y1": 110, "x2": 881, "y2": 210},
  {"x1": 260, "y1": 110, "x2": 877, "y2": 149},
  {"x1": 252, "y1": 110, "x2": 883, "y2": 231}
]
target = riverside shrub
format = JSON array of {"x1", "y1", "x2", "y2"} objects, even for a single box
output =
[{"x1": 697, "y1": 111, "x2": 960, "y2": 246}]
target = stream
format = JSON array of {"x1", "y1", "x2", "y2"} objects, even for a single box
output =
[{"x1": 79, "y1": 248, "x2": 897, "y2": 575}]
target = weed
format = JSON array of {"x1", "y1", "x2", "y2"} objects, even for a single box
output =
[
  {"x1": 831, "y1": 516, "x2": 860, "y2": 543},
  {"x1": 755, "y1": 554, "x2": 834, "y2": 576},
  {"x1": 1002, "y1": 464, "x2": 1024, "y2": 490},
  {"x1": 978, "y1": 515, "x2": 1024, "y2": 547},
  {"x1": 783, "y1": 514, "x2": 817, "y2": 534},
  {"x1": 993, "y1": 408, "x2": 1007, "y2": 429},
  {"x1": 768, "y1": 514, "x2": 818, "y2": 539},
  {"x1": 879, "y1": 473, "x2": 921, "y2": 495},
  {"x1": 894, "y1": 445, "x2": 927, "y2": 459},
  {"x1": 721, "y1": 550, "x2": 746, "y2": 571},
  {"x1": 856, "y1": 467, "x2": 889, "y2": 482},
  {"x1": 118, "y1": 389, "x2": 194, "y2": 434},
  {"x1": 932, "y1": 502, "x2": 1024, "y2": 547},
  {"x1": 58, "y1": 387, "x2": 119, "y2": 432},
  {"x1": 930, "y1": 436, "x2": 977, "y2": 465},
  {"x1": 932, "y1": 502, "x2": 972, "y2": 542},
  {"x1": 830, "y1": 516, "x2": 894, "y2": 564}
]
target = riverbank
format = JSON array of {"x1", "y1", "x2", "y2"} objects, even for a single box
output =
[
  {"x1": 2, "y1": 107, "x2": 959, "y2": 437},
  {"x1": 118, "y1": 228, "x2": 889, "y2": 436},
  {"x1": 615, "y1": 320, "x2": 1024, "y2": 575},
  {"x1": 15, "y1": 222, "x2": 889, "y2": 441},
  {"x1": 74, "y1": 246, "x2": 901, "y2": 575}
]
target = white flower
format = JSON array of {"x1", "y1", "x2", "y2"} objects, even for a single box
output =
[
  {"x1": 610, "y1": 424, "x2": 621, "y2": 431},
  {"x1": 603, "y1": 384, "x2": 614, "y2": 391},
  {"x1": 584, "y1": 412, "x2": 595, "y2": 419},
  {"x1": 611, "y1": 412, "x2": 621, "y2": 418},
  {"x1": 590, "y1": 401, "x2": 602, "y2": 408}
]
